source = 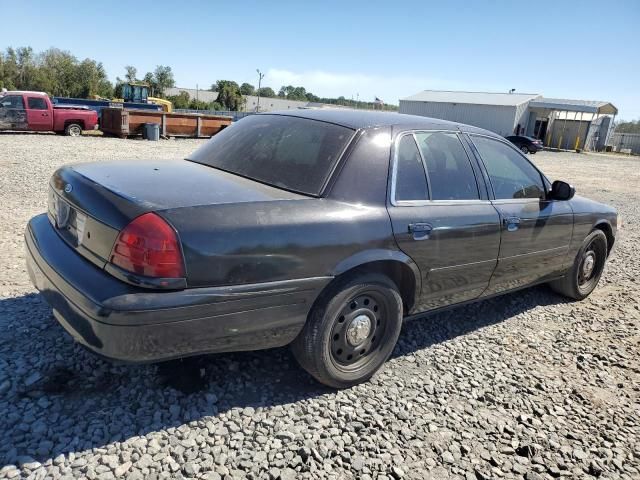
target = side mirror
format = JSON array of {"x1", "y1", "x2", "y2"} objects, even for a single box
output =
[{"x1": 550, "y1": 180, "x2": 575, "y2": 201}]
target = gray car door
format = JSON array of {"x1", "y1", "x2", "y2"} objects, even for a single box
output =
[
  {"x1": 467, "y1": 134, "x2": 573, "y2": 295},
  {"x1": 387, "y1": 131, "x2": 501, "y2": 313}
]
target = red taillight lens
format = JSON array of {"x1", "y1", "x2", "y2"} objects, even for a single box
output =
[{"x1": 110, "y1": 213, "x2": 185, "y2": 278}]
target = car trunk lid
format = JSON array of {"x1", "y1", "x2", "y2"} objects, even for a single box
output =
[{"x1": 49, "y1": 159, "x2": 305, "y2": 270}]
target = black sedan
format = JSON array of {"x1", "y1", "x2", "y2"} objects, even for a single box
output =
[
  {"x1": 506, "y1": 135, "x2": 544, "y2": 154},
  {"x1": 26, "y1": 110, "x2": 617, "y2": 388}
]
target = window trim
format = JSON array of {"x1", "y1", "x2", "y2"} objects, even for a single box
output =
[
  {"x1": 390, "y1": 129, "x2": 486, "y2": 207},
  {"x1": 467, "y1": 132, "x2": 550, "y2": 203}
]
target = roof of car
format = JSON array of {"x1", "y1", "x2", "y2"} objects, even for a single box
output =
[
  {"x1": 1, "y1": 90, "x2": 48, "y2": 97},
  {"x1": 265, "y1": 108, "x2": 493, "y2": 134}
]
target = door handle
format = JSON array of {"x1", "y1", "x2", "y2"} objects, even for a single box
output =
[
  {"x1": 503, "y1": 216, "x2": 521, "y2": 232},
  {"x1": 408, "y1": 222, "x2": 433, "y2": 240}
]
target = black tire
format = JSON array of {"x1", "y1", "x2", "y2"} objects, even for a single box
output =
[
  {"x1": 291, "y1": 273, "x2": 403, "y2": 388},
  {"x1": 549, "y1": 230, "x2": 607, "y2": 300},
  {"x1": 65, "y1": 123, "x2": 82, "y2": 137},
  {"x1": 520, "y1": 145, "x2": 529, "y2": 154}
]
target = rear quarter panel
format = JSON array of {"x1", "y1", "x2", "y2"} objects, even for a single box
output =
[
  {"x1": 53, "y1": 109, "x2": 98, "y2": 131},
  {"x1": 160, "y1": 199, "x2": 398, "y2": 287}
]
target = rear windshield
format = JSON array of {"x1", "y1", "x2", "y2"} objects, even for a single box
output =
[{"x1": 187, "y1": 114, "x2": 354, "y2": 196}]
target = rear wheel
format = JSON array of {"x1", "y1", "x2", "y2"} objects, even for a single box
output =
[
  {"x1": 549, "y1": 230, "x2": 607, "y2": 300},
  {"x1": 65, "y1": 123, "x2": 82, "y2": 137},
  {"x1": 520, "y1": 145, "x2": 529, "y2": 154},
  {"x1": 291, "y1": 273, "x2": 403, "y2": 388}
]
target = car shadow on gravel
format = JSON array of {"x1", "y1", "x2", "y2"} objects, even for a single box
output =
[
  {"x1": 0, "y1": 285, "x2": 568, "y2": 466},
  {"x1": 392, "y1": 284, "x2": 568, "y2": 358}
]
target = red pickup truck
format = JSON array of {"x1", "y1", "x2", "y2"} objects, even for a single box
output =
[{"x1": 0, "y1": 91, "x2": 98, "y2": 136}]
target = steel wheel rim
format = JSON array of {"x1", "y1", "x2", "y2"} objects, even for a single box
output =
[
  {"x1": 578, "y1": 240, "x2": 601, "y2": 288},
  {"x1": 329, "y1": 291, "x2": 387, "y2": 370},
  {"x1": 69, "y1": 125, "x2": 81, "y2": 136}
]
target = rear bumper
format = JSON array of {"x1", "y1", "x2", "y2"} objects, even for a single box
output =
[{"x1": 25, "y1": 214, "x2": 330, "y2": 363}]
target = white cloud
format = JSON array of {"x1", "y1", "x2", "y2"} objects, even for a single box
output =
[{"x1": 264, "y1": 68, "x2": 457, "y2": 105}]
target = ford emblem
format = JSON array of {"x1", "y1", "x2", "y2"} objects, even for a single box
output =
[{"x1": 64, "y1": 183, "x2": 73, "y2": 193}]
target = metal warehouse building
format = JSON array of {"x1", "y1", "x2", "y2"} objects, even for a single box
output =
[{"x1": 399, "y1": 90, "x2": 618, "y2": 151}]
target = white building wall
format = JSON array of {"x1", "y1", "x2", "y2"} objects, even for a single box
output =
[
  {"x1": 513, "y1": 103, "x2": 531, "y2": 134},
  {"x1": 399, "y1": 101, "x2": 517, "y2": 136}
]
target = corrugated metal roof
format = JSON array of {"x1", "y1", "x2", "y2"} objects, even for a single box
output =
[
  {"x1": 401, "y1": 90, "x2": 541, "y2": 106},
  {"x1": 529, "y1": 97, "x2": 618, "y2": 115}
]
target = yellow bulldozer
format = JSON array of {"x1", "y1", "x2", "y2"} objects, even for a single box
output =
[{"x1": 93, "y1": 82, "x2": 173, "y2": 112}]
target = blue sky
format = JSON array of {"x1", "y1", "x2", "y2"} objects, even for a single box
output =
[{"x1": 2, "y1": 0, "x2": 639, "y2": 119}]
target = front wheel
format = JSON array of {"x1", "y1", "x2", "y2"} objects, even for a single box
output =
[
  {"x1": 65, "y1": 123, "x2": 82, "y2": 137},
  {"x1": 520, "y1": 145, "x2": 529, "y2": 154},
  {"x1": 291, "y1": 273, "x2": 403, "y2": 388},
  {"x1": 549, "y1": 229, "x2": 608, "y2": 300}
]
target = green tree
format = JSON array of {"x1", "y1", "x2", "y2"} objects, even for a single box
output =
[
  {"x1": 142, "y1": 71, "x2": 156, "y2": 94},
  {"x1": 257, "y1": 86, "x2": 275, "y2": 98},
  {"x1": 278, "y1": 85, "x2": 314, "y2": 101},
  {"x1": 278, "y1": 85, "x2": 292, "y2": 97},
  {"x1": 152, "y1": 65, "x2": 174, "y2": 97},
  {"x1": 306, "y1": 92, "x2": 319, "y2": 102},
  {"x1": 124, "y1": 65, "x2": 137, "y2": 83},
  {"x1": 38, "y1": 48, "x2": 81, "y2": 96},
  {"x1": 0, "y1": 46, "x2": 114, "y2": 98},
  {"x1": 188, "y1": 98, "x2": 207, "y2": 110},
  {"x1": 240, "y1": 82, "x2": 255, "y2": 95},
  {"x1": 14, "y1": 47, "x2": 41, "y2": 88},
  {"x1": 166, "y1": 90, "x2": 191, "y2": 109},
  {"x1": 615, "y1": 120, "x2": 640, "y2": 134},
  {"x1": 214, "y1": 80, "x2": 243, "y2": 110},
  {"x1": 75, "y1": 59, "x2": 113, "y2": 98},
  {"x1": 3, "y1": 48, "x2": 20, "y2": 90}
]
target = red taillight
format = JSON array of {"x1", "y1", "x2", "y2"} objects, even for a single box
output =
[{"x1": 110, "y1": 213, "x2": 185, "y2": 278}]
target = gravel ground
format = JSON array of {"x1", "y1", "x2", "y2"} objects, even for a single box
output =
[{"x1": 1, "y1": 133, "x2": 638, "y2": 480}]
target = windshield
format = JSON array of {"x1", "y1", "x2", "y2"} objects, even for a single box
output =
[{"x1": 187, "y1": 114, "x2": 354, "y2": 196}]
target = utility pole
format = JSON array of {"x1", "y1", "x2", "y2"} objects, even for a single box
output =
[{"x1": 256, "y1": 69, "x2": 265, "y2": 112}]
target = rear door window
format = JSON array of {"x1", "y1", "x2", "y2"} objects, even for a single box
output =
[
  {"x1": 394, "y1": 134, "x2": 429, "y2": 201},
  {"x1": 414, "y1": 132, "x2": 479, "y2": 200},
  {"x1": 27, "y1": 97, "x2": 47, "y2": 110}
]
